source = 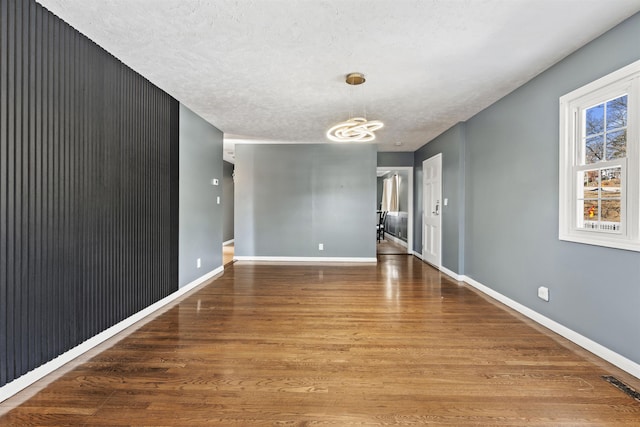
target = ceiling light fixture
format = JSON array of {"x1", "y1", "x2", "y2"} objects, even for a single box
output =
[
  {"x1": 345, "y1": 72, "x2": 366, "y2": 85},
  {"x1": 327, "y1": 73, "x2": 384, "y2": 143},
  {"x1": 327, "y1": 117, "x2": 384, "y2": 143}
]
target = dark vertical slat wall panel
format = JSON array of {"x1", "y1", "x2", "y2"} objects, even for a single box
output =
[
  {"x1": 44, "y1": 6, "x2": 54, "y2": 362},
  {"x1": 14, "y1": 0, "x2": 23, "y2": 377},
  {"x1": 27, "y1": 0, "x2": 37, "y2": 373},
  {"x1": 20, "y1": 0, "x2": 31, "y2": 373},
  {"x1": 38, "y1": 3, "x2": 48, "y2": 364},
  {"x1": 52, "y1": 12, "x2": 61, "y2": 359},
  {"x1": 0, "y1": 0, "x2": 179, "y2": 387},
  {"x1": 6, "y1": 0, "x2": 17, "y2": 382},
  {"x1": 0, "y1": 0, "x2": 8, "y2": 387}
]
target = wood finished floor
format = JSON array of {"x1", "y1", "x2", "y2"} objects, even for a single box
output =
[
  {"x1": 376, "y1": 239, "x2": 409, "y2": 255},
  {"x1": 1, "y1": 256, "x2": 639, "y2": 426},
  {"x1": 223, "y1": 243, "x2": 234, "y2": 266}
]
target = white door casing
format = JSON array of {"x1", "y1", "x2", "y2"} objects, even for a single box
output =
[{"x1": 422, "y1": 154, "x2": 442, "y2": 267}]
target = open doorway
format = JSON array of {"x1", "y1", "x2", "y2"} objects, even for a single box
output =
[
  {"x1": 223, "y1": 160, "x2": 235, "y2": 267},
  {"x1": 376, "y1": 167, "x2": 413, "y2": 255}
]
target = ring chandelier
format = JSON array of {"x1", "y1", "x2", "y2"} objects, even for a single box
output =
[
  {"x1": 327, "y1": 73, "x2": 384, "y2": 143},
  {"x1": 326, "y1": 117, "x2": 384, "y2": 142}
]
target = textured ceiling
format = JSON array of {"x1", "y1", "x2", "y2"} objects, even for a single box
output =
[{"x1": 36, "y1": 1, "x2": 640, "y2": 162}]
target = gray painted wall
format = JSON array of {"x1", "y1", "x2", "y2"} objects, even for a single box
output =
[
  {"x1": 378, "y1": 151, "x2": 414, "y2": 167},
  {"x1": 235, "y1": 144, "x2": 377, "y2": 258},
  {"x1": 223, "y1": 160, "x2": 235, "y2": 243},
  {"x1": 414, "y1": 123, "x2": 465, "y2": 274},
  {"x1": 179, "y1": 104, "x2": 224, "y2": 287},
  {"x1": 460, "y1": 14, "x2": 640, "y2": 364}
]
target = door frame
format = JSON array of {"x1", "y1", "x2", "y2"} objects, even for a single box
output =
[
  {"x1": 376, "y1": 166, "x2": 413, "y2": 253},
  {"x1": 422, "y1": 154, "x2": 442, "y2": 268}
]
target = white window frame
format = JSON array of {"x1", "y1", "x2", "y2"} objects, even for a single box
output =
[{"x1": 559, "y1": 59, "x2": 640, "y2": 252}]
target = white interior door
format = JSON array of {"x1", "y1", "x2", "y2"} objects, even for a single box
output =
[{"x1": 422, "y1": 154, "x2": 442, "y2": 267}]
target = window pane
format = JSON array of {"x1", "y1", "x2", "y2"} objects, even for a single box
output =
[
  {"x1": 601, "y1": 168, "x2": 621, "y2": 198},
  {"x1": 606, "y1": 95, "x2": 627, "y2": 130},
  {"x1": 585, "y1": 135, "x2": 604, "y2": 163},
  {"x1": 581, "y1": 169, "x2": 599, "y2": 198},
  {"x1": 577, "y1": 168, "x2": 622, "y2": 232},
  {"x1": 586, "y1": 103, "x2": 604, "y2": 136},
  {"x1": 601, "y1": 199, "x2": 621, "y2": 223},
  {"x1": 582, "y1": 200, "x2": 599, "y2": 226},
  {"x1": 606, "y1": 129, "x2": 626, "y2": 160}
]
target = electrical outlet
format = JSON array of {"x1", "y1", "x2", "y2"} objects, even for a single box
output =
[
  {"x1": 318, "y1": 243, "x2": 324, "y2": 251},
  {"x1": 538, "y1": 286, "x2": 549, "y2": 302},
  {"x1": 197, "y1": 258, "x2": 201, "y2": 268}
]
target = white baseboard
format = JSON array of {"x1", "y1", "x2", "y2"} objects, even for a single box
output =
[
  {"x1": 462, "y1": 275, "x2": 640, "y2": 380},
  {"x1": 382, "y1": 233, "x2": 408, "y2": 248},
  {"x1": 234, "y1": 256, "x2": 377, "y2": 263},
  {"x1": 411, "y1": 251, "x2": 423, "y2": 260},
  {"x1": 0, "y1": 265, "x2": 224, "y2": 404},
  {"x1": 439, "y1": 265, "x2": 463, "y2": 281},
  {"x1": 223, "y1": 239, "x2": 234, "y2": 246},
  {"x1": 179, "y1": 266, "x2": 224, "y2": 289}
]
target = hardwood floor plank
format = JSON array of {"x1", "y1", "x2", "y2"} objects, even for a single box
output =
[{"x1": 1, "y1": 256, "x2": 639, "y2": 425}]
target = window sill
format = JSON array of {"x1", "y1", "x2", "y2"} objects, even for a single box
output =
[{"x1": 559, "y1": 232, "x2": 640, "y2": 252}]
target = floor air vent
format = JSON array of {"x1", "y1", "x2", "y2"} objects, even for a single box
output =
[{"x1": 602, "y1": 375, "x2": 640, "y2": 402}]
